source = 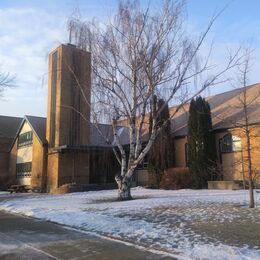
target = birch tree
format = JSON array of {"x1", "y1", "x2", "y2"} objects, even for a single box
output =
[{"x1": 68, "y1": 0, "x2": 242, "y2": 200}]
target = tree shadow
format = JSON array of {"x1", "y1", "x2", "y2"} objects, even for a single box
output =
[{"x1": 91, "y1": 195, "x2": 150, "y2": 204}]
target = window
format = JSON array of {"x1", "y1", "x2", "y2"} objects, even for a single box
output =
[
  {"x1": 18, "y1": 131, "x2": 33, "y2": 148},
  {"x1": 16, "y1": 162, "x2": 32, "y2": 178},
  {"x1": 185, "y1": 143, "x2": 188, "y2": 166},
  {"x1": 220, "y1": 134, "x2": 241, "y2": 153},
  {"x1": 49, "y1": 51, "x2": 58, "y2": 147}
]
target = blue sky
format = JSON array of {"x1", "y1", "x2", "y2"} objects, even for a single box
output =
[{"x1": 0, "y1": 0, "x2": 260, "y2": 117}]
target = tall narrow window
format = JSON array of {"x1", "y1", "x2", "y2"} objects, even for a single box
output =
[
  {"x1": 69, "y1": 53, "x2": 81, "y2": 146},
  {"x1": 50, "y1": 51, "x2": 58, "y2": 147},
  {"x1": 185, "y1": 143, "x2": 188, "y2": 166}
]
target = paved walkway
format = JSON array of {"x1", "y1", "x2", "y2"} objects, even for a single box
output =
[{"x1": 0, "y1": 210, "x2": 172, "y2": 259}]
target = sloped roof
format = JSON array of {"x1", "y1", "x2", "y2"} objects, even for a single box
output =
[
  {"x1": 89, "y1": 123, "x2": 112, "y2": 147},
  {"x1": 171, "y1": 83, "x2": 260, "y2": 136},
  {"x1": 3, "y1": 115, "x2": 127, "y2": 151},
  {"x1": 7, "y1": 115, "x2": 47, "y2": 151},
  {"x1": 209, "y1": 84, "x2": 260, "y2": 129},
  {"x1": 0, "y1": 115, "x2": 23, "y2": 152},
  {"x1": 89, "y1": 123, "x2": 129, "y2": 147},
  {"x1": 0, "y1": 115, "x2": 23, "y2": 139},
  {"x1": 1, "y1": 83, "x2": 259, "y2": 151},
  {"x1": 71, "y1": 83, "x2": 260, "y2": 145}
]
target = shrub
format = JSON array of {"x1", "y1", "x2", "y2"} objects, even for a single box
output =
[{"x1": 160, "y1": 167, "x2": 193, "y2": 189}]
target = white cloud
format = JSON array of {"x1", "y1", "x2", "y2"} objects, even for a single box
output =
[{"x1": 0, "y1": 7, "x2": 67, "y2": 117}]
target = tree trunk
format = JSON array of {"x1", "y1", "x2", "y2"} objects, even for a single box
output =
[
  {"x1": 115, "y1": 175, "x2": 132, "y2": 201},
  {"x1": 248, "y1": 180, "x2": 255, "y2": 208},
  {"x1": 245, "y1": 122, "x2": 255, "y2": 208},
  {"x1": 118, "y1": 184, "x2": 132, "y2": 201}
]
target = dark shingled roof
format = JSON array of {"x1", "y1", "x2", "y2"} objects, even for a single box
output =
[
  {"x1": 1, "y1": 115, "x2": 47, "y2": 152},
  {"x1": 0, "y1": 115, "x2": 23, "y2": 152},
  {"x1": 0, "y1": 115, "x2": 23, "y2": 139},
  {"x1": 171, "y1": 83, "x2": 260, "y2": 136},
  {"x1": 89, "y1": 123, "x2": 113, "y2": 147},
  {"x1": 89, "y1": 123, "x2": 129, "y2": 147}
]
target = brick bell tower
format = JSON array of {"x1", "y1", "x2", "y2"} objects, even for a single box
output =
[{"x1": 46, "y1": 44, "x2": 91, "y2": 193}]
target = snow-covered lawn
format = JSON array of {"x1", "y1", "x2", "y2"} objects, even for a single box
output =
[
  {"x1": 0, "y1": 188, "x2": 259, "y2": 259},
  {"x1": 0, "y1": 191, "x2": 9, "y2": 195}
]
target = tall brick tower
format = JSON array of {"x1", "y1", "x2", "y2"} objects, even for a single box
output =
[{"x1": 46, "y1": 44, "x2": 91, "y2": 192}]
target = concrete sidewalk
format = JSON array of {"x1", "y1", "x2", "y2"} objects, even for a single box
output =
[{"x1": 0, "y1": 210, "x2": 172, "y2": 260}]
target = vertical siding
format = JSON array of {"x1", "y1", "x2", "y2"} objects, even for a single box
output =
[{"x1": 58, "y1": 152, "x2": 89, "y2": 187}]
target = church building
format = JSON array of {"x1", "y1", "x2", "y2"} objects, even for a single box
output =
[{"x1": 0, "y1": 43, "x2": 259, "y2": 192}]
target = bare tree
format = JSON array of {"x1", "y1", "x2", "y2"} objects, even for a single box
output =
[
  {"x1": 0, "y1": 70, "x2": 14, "y2": 97},
  {"x1": 234, "y1": 48, "x2": 260, "y2": 208},
  {"x1": 68, "y1": 0, "x2": 242, "y2": 200}
]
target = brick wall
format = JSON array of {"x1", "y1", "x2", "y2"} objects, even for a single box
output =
[{"x1": 31, "y1": 134, "x2": 47, "y2": 191}]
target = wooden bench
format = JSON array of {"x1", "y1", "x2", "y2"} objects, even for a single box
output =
[{"x1": 7, "y1": 185, "x2": 30, "y2": 194}]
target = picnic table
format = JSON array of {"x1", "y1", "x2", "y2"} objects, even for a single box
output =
[{"x1": 7, "y1": 185, "x2": 30, "y2": 193}]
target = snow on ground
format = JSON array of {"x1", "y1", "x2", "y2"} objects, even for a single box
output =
[
  {"x1": 0, "y1": 192, "x2": 9, "y2": 195},
  {"x1": 0, "y1": 188, "x2": 259, "y2": 259},
  {"x1": 0, "y1": 192, "x2": 32, "y2": 199}
]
